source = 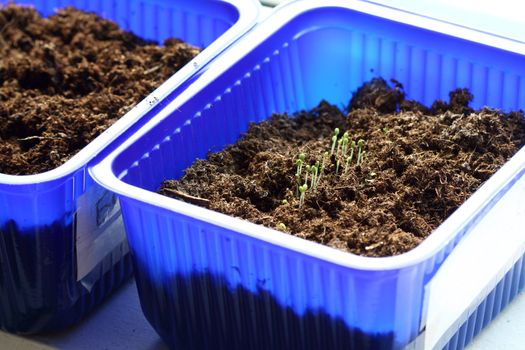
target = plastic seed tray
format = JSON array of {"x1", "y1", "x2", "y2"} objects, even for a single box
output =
[
  {"x1": 0, "y1": 0, "x2": 258, "y2": 334},
  {"x1": 92, "y1": 0, "x2": 525, "y2": 349}
]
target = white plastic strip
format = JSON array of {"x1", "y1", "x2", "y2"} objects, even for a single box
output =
[{"x1": 425, "y1": 172, "x2": 525, "y2": 349}]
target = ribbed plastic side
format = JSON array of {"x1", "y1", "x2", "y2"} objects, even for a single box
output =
[
  {"x1": 120, "y1": 37, "x2": 322, "y2": 196},
  {"x1": 442, "y1": 254, "x2": 525, "y2": 350},
  {"x1": 109, "y1": 5, "x2": 525, "y2": 350},
  {"x1": 284, "y1": 10, "x2": 525, "y2": 112},
  {"x1": 122, "y1": 200, "x2": 427, "y2": 350},
  {"x1": 0, "y1": 0, "x2": 251, "y2": 334}
]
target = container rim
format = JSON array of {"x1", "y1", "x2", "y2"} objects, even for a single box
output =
[
  {"x1": 92, "y1": 0, "x2": 525, "y2": 271},
  {"x1": 0, "y1": 0, "x2": 259, "y2": 185},
  {"x1": 361, "y1": 0, "x2": 525, "y2": 44}
]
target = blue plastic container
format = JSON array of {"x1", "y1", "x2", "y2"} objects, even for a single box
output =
[
  {"x1": 0, "y1": 0, "x2": 258, "y2": 334},
  {"x1": 92, "y1": 1, "x2": 525, "y2": 349}
]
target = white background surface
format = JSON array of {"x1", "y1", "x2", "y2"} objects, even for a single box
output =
[
  {"x1": 1, "y1": 2, "x2": 524, "y2": 349},
  {"x1": 0, "y1": 280, "x2": 166, "y2": 350}
]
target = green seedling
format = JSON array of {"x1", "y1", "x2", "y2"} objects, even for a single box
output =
[
  {"x1": 337, "y1": 138, "x2": 343, "y2": 157},
  {"x1": 330, "y1": 135, "x2": 337, "y2": 156},
  {"x1": 343, "y1": 140, "x2": 356, "y2": 173},
  {"x1": 310, "y1": 163, "x2": 319, "y2": 189},
  {"x1": 304, "y1": 165, "x2": 311, "y2": 184},
  {"x1": 330, "y1": 128, "x2": 340, "y2": 156},
  {"x1": 295, "y1": 153, "x2": 306, "y2": 196},
  {"x1": 319, "y1": 151, "x2": 328, "y2": 176},
  {"x1": 295, "y1": 172, "x2": 301, "y2": 196},
  {"x1": 357, "y1": 139, "x2": 365, "y2": 166},
  {"x1": 299, "y1": 183, "x2": 308, "y2": 208},
  {"x1": 342, "y1": 132, "x2": 349, "y2": 158},
  {"x1": 344, "y1": 155, "x2": 351, "y2": 175},
  {"x1": 296, "y1": 153, "x2": 305, "y2": 176},
  {"x1": 281, "y1": 199, "x2": 288, "y2": 205},
  {"x1": 314, "y1": 161, "x2": 321, "y2": 188},
  {"x1": 316, "y1": 151, "x2": 329, "y2": 186},
  {"x1": 296, "y1": 159, "x2": 303, "y2": 175},
  {"x1": 291, "y1": 130, "x2": 370, "y2": 200}
]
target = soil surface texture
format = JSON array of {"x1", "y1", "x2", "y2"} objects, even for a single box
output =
[
  {"x1": 160, "y1": 78, "x2": 525, "y2": 257},
  {"x1": 0, "y1": 4, "x2": 200, "y2": 175}
]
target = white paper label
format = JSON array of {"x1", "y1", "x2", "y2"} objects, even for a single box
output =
[{"x1": 76, "y1": 182, "x2": 129, "y2": 283}]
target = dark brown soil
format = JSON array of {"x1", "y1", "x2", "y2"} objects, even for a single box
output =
[
  {"x1": 160, "y1": 78, "x2": 525, "y2": 257},
  {"x1": 0, "y1": 4, "x2": 200, "y2": 175}
]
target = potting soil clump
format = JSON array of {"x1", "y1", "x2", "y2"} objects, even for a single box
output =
[
  {"x1": 0, "y1": 4, "x2": 200, "y2": 175},
  {"x1": 160, "y1": 78, "x2": 525, "y2": 257}
]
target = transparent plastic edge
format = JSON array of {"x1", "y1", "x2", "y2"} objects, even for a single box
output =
[
  {"x1": 362, "y1": 0, "x2": 525, "y2": 45},
  {"x1": 425, "y1": 173, "x2": 525, "y2": 349},
  {"x1": 91, "y1": 0, "x2": 525, "y2": 270},
  {"x1": 270, "y1": 0, "x2": 525, "y2": 54},
  {"x1": 0, "y1": 0, "x2": 260, "y2": 185}
]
